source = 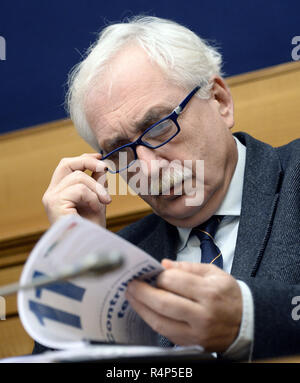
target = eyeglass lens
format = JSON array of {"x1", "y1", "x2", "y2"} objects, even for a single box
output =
[{"x1": 103, "y1": 118, "x2": 178, "y2": 172}]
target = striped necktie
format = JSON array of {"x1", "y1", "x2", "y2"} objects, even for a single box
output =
[
  {"x1": 158, "y1": 216, "x2": 223, "y2": 347},
  {"x1": 192, "y1": 215, "x2": 224, "y2": 268}
]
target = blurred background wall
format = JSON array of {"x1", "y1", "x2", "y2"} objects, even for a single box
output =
[{"x1": 0, "y1": 0, "x2": 299, "y2": 135}]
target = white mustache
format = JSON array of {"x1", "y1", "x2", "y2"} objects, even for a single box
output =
[
  {"x1": 149, "y1": 163, "x2": 193, "y2": 195},
  {"x1": 112, "y1": 158, "x2": 204, "y2": 205}
]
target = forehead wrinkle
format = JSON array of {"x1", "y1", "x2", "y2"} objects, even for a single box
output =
[
  {"x1": 103, "y1": 104, "x2": 174, "y2": 152},
  {"x1": 105, "y1": 135, "x2": 127, "y2": 149},
  {"x1": 134, "y1": 105, "x2": 174, "y2": 131}
]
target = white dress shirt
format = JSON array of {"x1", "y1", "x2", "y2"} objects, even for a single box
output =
[{"x1": 176, "y1": 137, "x2": 254, "y2": 360}]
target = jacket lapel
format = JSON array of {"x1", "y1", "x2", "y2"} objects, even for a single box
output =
[
  {"x1": 230, "y1": 133, "x2": 283, "y2": 279},
  {"x1": 137, "y1": 218, "x2": 179, "y2": 263}
]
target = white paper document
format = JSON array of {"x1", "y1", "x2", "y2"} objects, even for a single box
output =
[{"x1": 17, "y1": 215, "x2": 167, "y2": 350}]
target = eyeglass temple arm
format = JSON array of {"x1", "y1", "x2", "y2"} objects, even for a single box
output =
[{"x1": 173, "y1": 86, "x2": 201, "y2": 115}]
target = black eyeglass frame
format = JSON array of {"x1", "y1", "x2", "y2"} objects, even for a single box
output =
[{"x1": 100, "y1": 85, "x2": 201, "y2": 173}]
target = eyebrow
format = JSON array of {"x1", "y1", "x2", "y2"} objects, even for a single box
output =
[{"x1": 102, "y1": 106, "x2": 174, "y2": 153}]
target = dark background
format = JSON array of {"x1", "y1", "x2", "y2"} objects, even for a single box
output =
[{"x1": 0, "y1": 0, "x2": 299, "y2": 134}]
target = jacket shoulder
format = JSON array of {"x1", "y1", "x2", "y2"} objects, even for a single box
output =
[{"x1": 275, "y1": 138, "x2": 300, "y2": 168}]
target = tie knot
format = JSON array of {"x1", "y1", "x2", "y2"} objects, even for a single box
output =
[{"x1": 192, "y1": 215, "x2": 223, "y2": 241}]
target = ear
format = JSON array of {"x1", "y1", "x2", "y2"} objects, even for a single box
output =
[{"x1": 210, "y1": 76, "x2": 234, "y2": 129}]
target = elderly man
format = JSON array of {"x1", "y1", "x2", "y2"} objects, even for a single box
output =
[{"x1": 37, "y1": 16, "x2": 300, "y2": 360}]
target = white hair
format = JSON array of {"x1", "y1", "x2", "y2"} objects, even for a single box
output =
[{"x1": 66, "y1": 16, "x2": 223, "y2": 150}]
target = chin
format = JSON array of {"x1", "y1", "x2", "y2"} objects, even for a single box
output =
[{"x1": 145, "y1": 192, "x2": 206, "y2": 226}]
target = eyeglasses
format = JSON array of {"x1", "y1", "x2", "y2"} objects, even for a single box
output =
[{"x1": 100, "y1": 85, "x2": 200, "y2": 173}]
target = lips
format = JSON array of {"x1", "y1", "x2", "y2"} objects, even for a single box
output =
[
  {"x1": 156, "y1": 180, "x2": 186, "y2": 200},
  {"x1": 158, "y1": 191, "x2": 181, "y2": 200}
]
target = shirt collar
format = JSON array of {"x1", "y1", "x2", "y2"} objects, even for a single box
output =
[{"x1": 176, "y1": 136, "x2": 246, "y2": 251}]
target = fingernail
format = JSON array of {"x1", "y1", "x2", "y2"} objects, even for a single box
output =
[
  {"x1": 95, "y1": 162, "x2": 108, "y2": 172},
  {"x1": 162, "y1": 259, "x2": 175, "y2": 268},
  {"x1": 95, "y1": 184, "x2": 111, "y2": 201},
  {"x1": 103, "y1": 191, "x2": 111, "y2": 202}
]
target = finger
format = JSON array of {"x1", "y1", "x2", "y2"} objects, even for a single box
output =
[
  {"x1": 49, "y1": 153, "x2": 107, "y2": 187},
  {"x1": 161, "y1": 259, "x2": 214, "y2": 275},
  {"x1": 155, "y1": 268, "x2": 212, "y2": 302},
  {"x1": 127, "y1": 280, "x2": 197, "y2": 321},
  {"x1": 91, "y1": 169, "x2": 108, "y2": 189},
  {"x1": 61, "y1": 184, "x2": 105, "y2": 212},
  {"x1": 53, "y1": 170, "x2": 111, "y2": 204},
  {"x1": 81, "y1": 152, "x2": 102, "y2": 158},
  {"x1": 126, "y1": 290, "x2": 191, "y2": 343},
  {"x1": 161, "y1": 259, "x2": 175, "y2": 269}
]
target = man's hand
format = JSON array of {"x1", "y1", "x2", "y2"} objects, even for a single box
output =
[
  {"x1": 42, "y1": 153, "x2": 110, "y2": 227},
  {"x1": 126, "y1": 259, "x2": 242, "y2": 353}
]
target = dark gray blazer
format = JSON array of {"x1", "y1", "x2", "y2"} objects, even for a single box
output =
[
  {"x1": 116, "y1": 132, "x2": 300, "y2": 360},
  {"x1": 33, "y1": 132, "x2": 300, "y2": 360}
]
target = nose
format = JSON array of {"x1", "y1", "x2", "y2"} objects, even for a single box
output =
[
  {"x1": 135, "y1": 145, "x2": 167, "y2": 176},
  {"x1": 136, "y1": 145, "x2": 157, "y2": 160}
]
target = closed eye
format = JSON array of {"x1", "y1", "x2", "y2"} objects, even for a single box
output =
[{"x1": 145, "y1": 120, "x2": 173, "y2": 139}]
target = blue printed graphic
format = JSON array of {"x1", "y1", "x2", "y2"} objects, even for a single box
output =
[
  {"x1": 29, "y1": 300, "x2": 82, "y2": 328},
  {"x1": 32, "y1": 270, "x2": 85, "y2": 301}
]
